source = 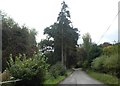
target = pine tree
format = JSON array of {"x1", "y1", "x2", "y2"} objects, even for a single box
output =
[{"x1": 42, "y1": 1, "x2": 79, "y2": 68}]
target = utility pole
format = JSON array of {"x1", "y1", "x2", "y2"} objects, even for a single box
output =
[{"x1": 0, "y1": 14, "x2": 2, "y2": 74}]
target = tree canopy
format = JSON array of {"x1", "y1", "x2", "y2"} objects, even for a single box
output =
[
  {"x1": 1, "y1": 11, "x2": 38, "y2": 71},
  {"x1": 39, "y1": 1, "x2": 80, "y2": 68}
]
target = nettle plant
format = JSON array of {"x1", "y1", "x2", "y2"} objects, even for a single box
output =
[{"x1": 7, "y1": 53, "x2": 49, "y2": 83}]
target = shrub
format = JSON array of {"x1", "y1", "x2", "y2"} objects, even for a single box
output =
[
  {"x1": 7, "y1": 53, "x2": 49, "y2": 85},
  {"x1": 91, "y1": 54, "x2": 120, "y2": 77},
  {"x1": 49, "y1": 62, "x2": 66, "y2": 78},
  {"x1": 103, "y1": 45, "x2": 118, "y2": 56},
  {"x1": 91, "y1": 43, "x2": 120, "y2": 78},
  {"x1": 103, "y1": 54, "x2": 119, "y2": 75},
  {"x1": 82, "y1": 60, "x2": 89, "y2": 70},
  {"x1": 91, "y1": 55, "x2": 106, "y2": 72}
]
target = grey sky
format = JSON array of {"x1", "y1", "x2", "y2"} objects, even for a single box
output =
[{"x1": 0, "y1": 0, "x2": 119, "y2": 44}]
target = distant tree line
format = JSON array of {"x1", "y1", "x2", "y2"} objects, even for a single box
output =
[
  {"x1": 76, "y1": 33, "x2": 102, "y2": 68},
  {"x1": 76, "y1": 32, "x2": 120, "y2": 78}
]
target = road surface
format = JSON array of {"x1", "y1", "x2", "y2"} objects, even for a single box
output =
[{"x1": 59, "y1": 69, "x2": 106, "y2": 86}]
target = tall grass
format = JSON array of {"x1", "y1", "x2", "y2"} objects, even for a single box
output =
[{"x1": 87, "y1": 70, "x2": 120, "y2": 86}]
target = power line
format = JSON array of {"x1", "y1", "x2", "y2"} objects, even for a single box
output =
[{"x1": 97, "y1": 10, "x2": 120, "y2": 45}]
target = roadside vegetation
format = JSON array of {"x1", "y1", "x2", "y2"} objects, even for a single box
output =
[
  {"x1": 88, "y1": 43, "x2": 120, "y2": 86},
  {"x1": 87, "y1": 70, "x2": 119, "y2": 86},
  {"x1": 0, "y1": 1, "x2": 119, "y2": 86},
  {"x1": 44, "y1": 70, "x2": 72, "y2": 85},
  {"x1": 1, "y1": 1, "x2": 76, "y2": 86},
  {"x1": 76, "y1": 32, "x2": 120, "y2": 85}
]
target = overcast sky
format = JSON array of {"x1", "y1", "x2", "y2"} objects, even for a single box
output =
[{"x1": 0, "y1": 0, "x2": 119, "y2": 44}]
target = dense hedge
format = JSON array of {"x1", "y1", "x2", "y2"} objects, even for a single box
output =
[
  {"x1": 91, "y1": 44, "x2": 120, "y2": 78},
  {"x1": 7, "y1": 53, "x2": 49, "y2": 86}
]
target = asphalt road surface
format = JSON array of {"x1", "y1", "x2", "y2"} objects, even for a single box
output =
[{"x1": 59, "y1": 69, "x2": 106, "y2": 86}]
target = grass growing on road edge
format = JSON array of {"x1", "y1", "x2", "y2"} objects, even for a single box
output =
[
  {"x1": 43, "y1": 70, "x2": 72, "y2": 85},
  {"x1": 87, "y1": 70, "x2": 120, "y2": 86},
  {"x1": 44, "y1": 76, "x2": 65, "y2": 85}
]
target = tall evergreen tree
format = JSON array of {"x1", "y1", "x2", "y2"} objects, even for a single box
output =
[{"x1": 43, "y1": 1, "x2": 79, "y2": 68}]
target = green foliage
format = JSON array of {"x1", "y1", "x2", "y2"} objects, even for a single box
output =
[
  {"x1": 44, "y1": 51, "x2": 56, "y2": 65},
  {"x1": 92, "y1": 54, "x2": 119, "y2": 77},
  {"x1": 1, "y1": 11, "x2": 38, "y2": 71},
  {"x1": 76, "y1": 47, "x2": 87, "y2": 67},
  {"x1": 44, "y1": 76, "x2": 65, "y2": 85},
  {"x1": 82, "y1": 60, "x2": 89, "y2": 70},
  {"x1": 82, "y1": 33, "x2": 92, "y2": 52},
  {"x1": 38, "y1": 39, "x2": 54, "y2": 53},
  {"x1": 103, "y1": 54, "x2": 119, "y2": 75},
  {"x1": 40, "y1": 1, "x2": 80, "y2": 68},
  {"x1": 44, "y1": 70, "x2": 72, "y2": 85},
  {"x1": 103, "y1": 45, "x2": 118, "y2": 56},
  {"x1": 92, "y1": 54, "x2": 119, "y2": 73},
  {"x1": 77, "y1": 41, "x2": 102, "y2": 69},
  {"x1": 49, "y1": 62, "x2": 66, "y2": 78},
  {"x1": 91, "y1": 55, "x2": 106, "y2": 71},
  {"x1": 81, "y1": 33, "x2": 102, "y2": 61},
  {"x1": 7, "y1": 53, "x2": 49, "y2": 84},
  {"x1": 91, "y1": 44, "x2": 120, "y2": 78},
  {"x1": 81, "y1": 33, "x2": 93, "y2": 68},
  {"x1": 89, "y1": 44, "x2": 102, "y2": 61},
  {"x1": 87, "y1": 70, "x2": 120, "y2": 86}
]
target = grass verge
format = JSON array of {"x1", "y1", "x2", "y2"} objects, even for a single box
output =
[
  {"x1": 87, "y1": 70, "x2": 120, "y2": 86},
  {"x1": 44, "y1": 76, "x2": 65, "y2": 85},
  {"x1": 43, "y1": 70, "x2": 72, "y2": 85}
]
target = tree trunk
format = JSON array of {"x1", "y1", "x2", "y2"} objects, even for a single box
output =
[
  {"x1": 61, "y1": 27, "x2": 64, "y2": 65},
  {"x1": 64, "y1": 45, "x2": 67, "y2": 70}
]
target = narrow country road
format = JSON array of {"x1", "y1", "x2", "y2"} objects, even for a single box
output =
[{"x1": 59, "y1": 69, "x2": 106, "y2": 86}]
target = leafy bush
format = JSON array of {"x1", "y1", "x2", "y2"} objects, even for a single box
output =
[
  {"x1": 7, "y1": 53, "x2": 49, "y2": 85},
  {"x1": 103, "y1": 54, "x2": 119, "y2": 75},
  {"x1": 90, "y1": 43, "x2": 120, "y2": 79},
  {"x1": 91, "y1": 55, "x2": 106, "y2": 72},
  {"x1": 49, "y1": 62, "x2": 66, "y2": 78},
  {"x1": 82, "y1": 60, "x2": 89, "y2": 70},
  {"x1": 91, "y1": 53, "x2": 120, "y2": 77},
  {"x1": 103, "y1": 45, "x2": 118, "y2": 56}
]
